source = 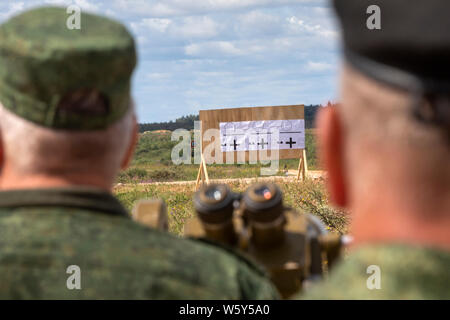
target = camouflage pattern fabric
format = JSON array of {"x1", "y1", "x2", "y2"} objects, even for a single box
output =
[
  {"x1": 0, "y1": 7, "x2": 136, "y2": 130},
  {"x1": 299, "y1": 244, "x2": 450, "y2": 299},
  {"x1": 0, "y1": 187, "x2": 280, "y2": 299}
]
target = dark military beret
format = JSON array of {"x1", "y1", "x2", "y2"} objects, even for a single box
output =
[
  {"x1": 0, "y1": 7, "x2": 137, "y2": 130},
  {"x1": 333, "y1": 0, "x2": 450, "y2": 128}
]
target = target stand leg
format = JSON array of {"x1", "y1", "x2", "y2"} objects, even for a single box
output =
[
  {"x1": 195, "y1": 154, "x2": 210, "y2": 190},
  {"x1": 296, "y1": 149, "x2": 308, "y2": 181}
]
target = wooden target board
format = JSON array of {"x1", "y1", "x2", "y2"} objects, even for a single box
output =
[{"x1": 199, "y1": 104, "x2": 305, "y2": 163}]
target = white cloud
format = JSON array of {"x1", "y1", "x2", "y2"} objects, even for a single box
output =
[
  {"x1": 44, "y1": 0, "x2": 100, "y2": 12},
  {"x1": 105, "y1": 8, "x2": 115, "y2": 15},
  {"x1": 112, "y1": 0, "x2": 317, "y2": 17},
  {"x1": 306, "y1": 61, "x2": 334, "y2": 72},
  {"x1": 176, "y1": 16, "x2": 218, "y2": 38},
  {"x1": 0, "y1": 2, "x2": 25, "y2": 21},
  {"x1": 9, "y1": 2, "x2": 25, "y2": 12},
  {"x1": 44, "y1": 0, "x2": 67, "y2": 4},
  {"x1": 240, "y1": 10, "x2": 280, "y2": 27},
  {"x1": 0, "y1": 0, "x2": 339, "y2": 122},
  {"x1": 236, "y1": 10, "x2": 282, "y2": 36},
  {"x1": 195, "y1": 71, "x2": 234, "y2": 78},
  {"x1": 136, "y1": 35, "x2": 148, "y2": 46},
  {"x1": 133, "y1": 18, "x2": 172, "y2": 33},
  {"x1": 146, "y1": 72, "x2": 172, "y2": 80},
  {"x1": 131, "y1": 16, "x2": 218, "y2": 39},
  {"x1": 185, "y1": 41, "x2": 243, "y2": 57},
  {"x1": 287, "y1": 15, "x2": 338, "y2": 38},
  {"x1": 74, "y1": 0, "x2": 100, "y2": 12}
]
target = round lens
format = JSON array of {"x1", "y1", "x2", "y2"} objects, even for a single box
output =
[
  {"x1": 205, "y1": 187, "x2": 222, "y2": 201},
  {"x1": 254, "y1": 186, "x2": 272, "y2": 200}
]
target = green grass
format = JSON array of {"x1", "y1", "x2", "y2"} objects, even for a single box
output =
[
  {"x1": 114, "y1": 179, "x2": 348, "y2": 236},
  {"x1": 113, "y1": 129, "x2": 348, "y2": 239},
  {"x1": 116, "y1": 129, "x2": 320, "y2": 183}
]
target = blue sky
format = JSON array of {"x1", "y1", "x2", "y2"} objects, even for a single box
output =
[{"x1": 0, "y1": 0, "x2": 341, "y2": 122}]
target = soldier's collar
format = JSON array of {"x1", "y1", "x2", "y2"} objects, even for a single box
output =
[{"x1": 0, "y1": 186, "x2": 129, "y2": 217}]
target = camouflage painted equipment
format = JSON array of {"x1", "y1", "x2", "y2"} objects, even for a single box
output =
[
  {"x1": 0, "y1": 6, "x2": 136, "y2": 130},
  {"x1": 134, "y1": 182, "x2": 344, "y2": 299}
]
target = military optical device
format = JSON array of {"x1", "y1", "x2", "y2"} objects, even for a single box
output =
[{"x1": 133, "y1": 182, "x2": 344, "y2": 298}]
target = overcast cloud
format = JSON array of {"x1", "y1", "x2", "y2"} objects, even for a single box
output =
[{"x1": 0, "y1": 0, "x2": 341, "y2": 122}]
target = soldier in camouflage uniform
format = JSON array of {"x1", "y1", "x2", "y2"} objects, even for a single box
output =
[
  {"x1": 0, "y1": 7, "x2": 279, "y2": 299},
  {"x1": 300, "y1": 0, "x2": 450, "y2": 299}
]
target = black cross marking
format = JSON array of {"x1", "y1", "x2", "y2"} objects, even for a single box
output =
[
  {"x1": 280, "y1": 131, "x2": 302, "y2": 134},
  {"x1": 286, "y1": 137, "x2": 296, "y2": 148},
  {"x1": 232, "y1": 139, "x2": 240, "y2": 151},
  {"x1": 258, "y1": 139, "x2": 269, "y2": 149}
]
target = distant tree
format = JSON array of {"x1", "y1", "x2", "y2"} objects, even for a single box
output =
[
  {"x1": 139, "y1": 114, "x2": 199, "y2": 132},
  {"x1": 304, "y1": 104, "x2": 320, "y2": 129},
  {"x1": 138, "y1": 105, "x2": 324, "y2": 132}
]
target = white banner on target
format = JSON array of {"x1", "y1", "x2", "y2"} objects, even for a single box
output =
[{"x1": 219, "y1": 119, "x2": 305, "y2": 152}]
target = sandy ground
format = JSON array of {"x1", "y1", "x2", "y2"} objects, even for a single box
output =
[{"x1": 116, "y1": 170, "x2": 326, "y2": 187}]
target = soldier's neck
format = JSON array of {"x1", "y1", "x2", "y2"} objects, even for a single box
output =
[
  {"x1": 349, "y1": 205, "x2": 450, "y2": 251},
  {"x1": 0, "y1": 171, "x2": 113, "y2": 192}
]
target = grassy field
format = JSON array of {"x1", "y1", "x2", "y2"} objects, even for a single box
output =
[
  {"x1": 114, "y1": 179, "x2": 348, "y2": 236},
  {"x1": 113, "y1": 128, "x2": 349, "y2": 237},
  {"x1": 116, "y1": 129, "x2": 320, "y2": 183}
]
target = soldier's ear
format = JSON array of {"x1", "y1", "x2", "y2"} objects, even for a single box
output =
[
  {"x1": 121, "y1": 115, "x2": 138, "y2": 170},
  {"x1": 0, "y1": 132, "x2": 4, "y2": 180},
  {"x1": 316, "y1": 106, "x2": 348, "y2": 208},
  {"x1": 0, "y1": 106, "x2": 3, "y2": 173},
  {"x1": 0, "y1": 128, "x2": 3, "y2": 166},
  {"x1": 0, "y1": 139, "x2": 2, "y2": 166}
]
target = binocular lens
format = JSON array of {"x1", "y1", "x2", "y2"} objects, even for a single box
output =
[
  {"x1": 243, "y1": 183, "x2": 282, "y2": 219},
  {"x1": 194, "y1": 184, "x2": 235, "y2": 224},
  {"x1": 254, "y1": 186, "x2": 273, "y2": 200},
  {"x1": 194, "y1": 184, "x2": 237, "y2": 245},
  {"x1": 205, "y1": 188, "x2": 223, "y2": 201},
  {"x1": 243, "y1": 183, "x2": 285, "y2": 247}
]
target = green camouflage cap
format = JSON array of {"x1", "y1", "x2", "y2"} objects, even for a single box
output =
[{"x1": 0, "y1": 6, "x2": 137, "y2": 130}]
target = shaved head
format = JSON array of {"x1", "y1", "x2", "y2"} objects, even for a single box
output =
[
  {"x1": 0, "y1": 102, "x2": 136, "y2": 189},
  {"x1": 318, "y1": 64, "x2": 450, "y2": 249},
  {"x1": 338, "y1": 65, "x2": 450, "y2": 218}
]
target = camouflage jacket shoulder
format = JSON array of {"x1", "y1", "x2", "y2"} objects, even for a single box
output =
[
  {"x1": 0, "y1": 187, "x2": 279, "y2": 299},
  {"x1": 298, "y1": 244, "x2": 450, "y2": 299}
]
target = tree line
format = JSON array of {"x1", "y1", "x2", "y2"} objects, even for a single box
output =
[{"x1": 138, "y1": 105, "x2": 322, "y2": 133}]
